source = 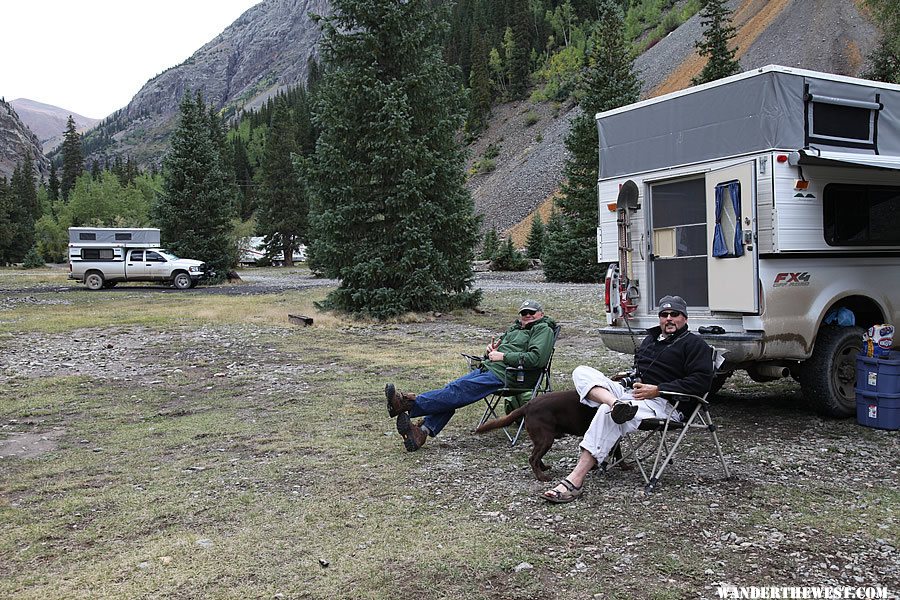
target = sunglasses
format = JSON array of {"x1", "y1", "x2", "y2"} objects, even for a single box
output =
[
  {"x1": 519, "y1": 310, "x2": 537, "y2": 316},
  {"x1": 659, "y1": 311, "x2": 682, "y2": 318}
]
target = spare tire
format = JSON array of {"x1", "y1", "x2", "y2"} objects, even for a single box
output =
[{"x1": 800, "y1": 325, "x2": 863, "y2": 417}]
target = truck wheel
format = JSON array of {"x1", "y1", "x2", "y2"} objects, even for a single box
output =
[
  {"x1": 84, "y1": 272, "x2": 105, "y2": 291},
  {"x1": 173, "y1": 272, "x2": 192, "y2": 290},
  {"x1": 800, "y1": 325, "x2": 863, "y2": 417}
]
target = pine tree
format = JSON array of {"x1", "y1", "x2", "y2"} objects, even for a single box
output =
[
  {"x1": 543, "y1": 0, "x2": 640, "y2": 282},
  {"x1": 480, "y1": 226, "x2": 500, "y2": 260},
  {"x1": 257, "y1": 97, "x2": 308, "y2": 267},
  {"x1": 7, "y1": 156, "x2": 39, "y2": 263},
  {"x1": 692, "y1": 0, "x2": 741, "y2": 85},
  {"x1": 508, "y1": 3, "x2": 532, "y2": 99},
  {"x1": 864, "y1": 0, "x2": 900, "y2": 83},
  {"x1": 526, "y1": 213, "x2": 545, "y2": 258},
  {"x1": 48, "y1": 162, "x2": 60, "y2": 203},
  {"x1": 156, "y1": 92, "x2": 236, "y2": 278},
  {"x1": 60, "y1": 115, "x2": 84, "y2": 202},
  {"x1": 310, "y1": 0, "x2": 481, "y2": 318},
  {"x1": 0, "y1": 177, "x2": 12, "y2": 265},
  {"x1": 491, "y1": 237, "x2": 529, "y2": 271},
  {"x1": 466, "y1": 29, "x2": 493, "y2": 134}
]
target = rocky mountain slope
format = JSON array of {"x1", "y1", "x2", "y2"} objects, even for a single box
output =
[
  {"x1": 0, "y1": 100, "x2": 49, "y2": 181},
  {"x1": 474, "y1": 0, "x2": 878, "y2": 244},
  {"x1": 9, "y1": 98, "x2": 99, "y2": 154},
  {"x1": 83, "y1": 0, "x2": 327, "y2": 164}
]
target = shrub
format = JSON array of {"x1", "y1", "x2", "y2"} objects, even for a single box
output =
[
  {"x1": 21, "y1": 246, "x2": 45, "y2": 269},
  {"x1": 523, "y1": 111, "x2": 539, "y2": 127},
  {"x1": 491, "y1": 238, "x2": 529, "y2": 271}
]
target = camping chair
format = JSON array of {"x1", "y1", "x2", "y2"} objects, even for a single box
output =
[
  {"x1": 601, "y1": 346, "x2": 730, "y2": 494},
  {"x1": 464, "y1": 325, "x2": 561, "y2": 445}
]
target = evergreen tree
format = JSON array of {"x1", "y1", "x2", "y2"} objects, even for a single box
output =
[
  {"x1": 257, "y1": 97, "x2": 308, "y2": 267},
  {"x1": 864, "y1": 0, "x2": 900, "y2": 83},
  {"x1": 526, "y1": 213, "x2": 545, "y2": 258},
  {"x1": 21, "y1": 245, "x2": 44, "y2": 269},
  {"x1": 156, "y1": 92, "x2": 236, "y2": 278},
  {"x1": 48, "y1": 162, "x2": 60, "y2": 203},
  {"x1": 491, "y1": 237, "x2": 529, "y2": 271},
  {"x1": 60, "y1": 115, "x2": 84, "y2": 202},
  {"x1": 310, "y1": 0, "x2": 481, "y2": 318},
  {"x1": 480, "y1": 226, "x2": 500, "y2": 260},
  {"x1": 0, "y1": 177, "x2": 11, "y2": 265},
  {"x1": 543, "y1": 0, "x2": 639, "y2": 282},
  {"x1": 692, "y1": 0, "x2": 740, "y2": 85},
  {"x1": 508, "y1": 3, "x2": 532, "y2": 99},
  {"x1": 466, "y1": 29, "x2": 493, "y2": 134},
  {"x1": 7, "y1": 156, "x2": 39, "y2": 263}
]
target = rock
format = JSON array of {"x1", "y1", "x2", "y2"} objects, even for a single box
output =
[{"x1": 514, "y1": 562, "x2": 534, "y2": 572}]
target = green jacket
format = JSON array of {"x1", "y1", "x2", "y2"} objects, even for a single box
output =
[{"x1": 483, "y1": 315, "x2": 557, "y2": 388}]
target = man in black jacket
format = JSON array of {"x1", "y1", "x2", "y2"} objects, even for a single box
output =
[{"x1": 542, "y1": 295, "x2": 713, "y2": 503}]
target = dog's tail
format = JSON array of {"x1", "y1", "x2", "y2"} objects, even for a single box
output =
[{"x1": 475, "y1": 403, "x2": 528, "y2": 434}]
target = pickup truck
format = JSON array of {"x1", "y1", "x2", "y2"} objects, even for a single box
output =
[{"x1": 67, "y1": 228, "x2": 212, "y2": 290}]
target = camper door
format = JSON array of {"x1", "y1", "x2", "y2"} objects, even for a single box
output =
[{"x1": 705, "y1": 162, "x2": 758, "y2": 312}]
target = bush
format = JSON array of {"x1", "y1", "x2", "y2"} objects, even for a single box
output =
[
  {"x1": 480, "y1": 227, "x2": 500, "y2": 260},
  {"x1": 491, "y1": 238, "x2": 529, "y2": 271},
  {"x1": 523, "y1": 111, "x2": 539, "y2": 127},
  {"x1": 21, "y1": 246, "x2": 45, "y2": 269}
]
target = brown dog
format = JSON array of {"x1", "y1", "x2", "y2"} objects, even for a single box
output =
[{"x1": 475, "y1": 389, "x2": 597, "y2": 481}]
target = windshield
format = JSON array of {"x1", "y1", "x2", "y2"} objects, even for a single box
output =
[{"x1": 158, "y1": 250, "x2": 180, "y2": 260}]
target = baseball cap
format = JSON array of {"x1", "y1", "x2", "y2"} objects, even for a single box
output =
[{"x1": 518, "y1": 299, "x2": 543, "y2": 313}]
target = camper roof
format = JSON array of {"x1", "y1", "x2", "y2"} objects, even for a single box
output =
[{"x1": 595, "y1": 64, "x2": 900, "y2": 179}]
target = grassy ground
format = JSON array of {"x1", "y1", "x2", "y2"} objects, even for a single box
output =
[{"x1": 0, "y1": 268, "x2": 897, "y2": 599}]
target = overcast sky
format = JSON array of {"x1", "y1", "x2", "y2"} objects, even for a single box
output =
[{"x1": 2, "y1": 1, "x2": 262, "y2": 119}]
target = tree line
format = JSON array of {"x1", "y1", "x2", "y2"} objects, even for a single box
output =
[{"x1": 3, "y1": 0, "x2": 897, "y2": 315}]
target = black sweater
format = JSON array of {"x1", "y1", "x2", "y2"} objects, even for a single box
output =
[{"x1": 635, "y1": 324, "x2": 714, "y2": 413}]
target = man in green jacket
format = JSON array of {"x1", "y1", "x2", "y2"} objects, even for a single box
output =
[{"x1": 385, "y1": 299, "x2": 556, "y2": 451}]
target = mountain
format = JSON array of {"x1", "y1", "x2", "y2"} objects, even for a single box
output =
[
  {"x1": 475, "y1": 0, "x2": 880, "y2": 243},
  {"x1": 9, "y1": 98, "x2": 99, "y2": 154},
  {"x1": 81, "y1": 0, "x2": 328, "y2": 166},
  {"x1": 0, "y1": 99, "x2": 50, "y2": 181}
]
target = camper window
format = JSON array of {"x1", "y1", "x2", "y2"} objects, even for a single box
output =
[
  {"x1": 823, "y1": 184, "x2": 900, "y2": 246},
  {"x1": 79, "y1": 232, "x2": 97, "y2": 241},
  {"x1": 81, "y1": 248, "x2": 114, "y2": 260},
  {"x1": 806, "y1": 93, "x2": 879, "y2": 149},
  {"x1": 115, "y1": 233, "x2": 132, "y2": 241}
]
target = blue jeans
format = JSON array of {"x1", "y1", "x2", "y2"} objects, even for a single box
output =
[{"x1": 409, "y1": 369, "x2": 505, "y2": 436}]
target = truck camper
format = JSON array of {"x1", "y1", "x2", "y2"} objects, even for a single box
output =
[
  {"x1": 596, "y1": 65, "x2": 900, "y2": 416},
  {"x1": 68, "y1": 227, "x2": 212, "y2": 290}
]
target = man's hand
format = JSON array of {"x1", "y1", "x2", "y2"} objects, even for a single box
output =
[
  {"x1": 631, "y1": 382, "x2": 659, "y2": 400},
  {"x1": 487, "y1": 350, "x2": 504, "y2": 362},
  {"x1": 485, "y1": 337, "x2": 500, "y2": 355}
]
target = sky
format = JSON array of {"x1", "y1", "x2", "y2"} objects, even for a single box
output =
[{"x1": 2, "y1": 0, "x2": 263, "y2": 119}]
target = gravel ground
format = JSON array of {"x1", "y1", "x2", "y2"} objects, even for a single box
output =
[{"x1": 1, "y1": 270, "x2": 897, "y2": 598}]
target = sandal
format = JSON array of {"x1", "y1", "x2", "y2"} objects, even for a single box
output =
[
  {"x1": 542, "y1": 478, "x2": 583, "y2": 503},
  {"x1": 610, "y1": 401, "x2": 638, "y2": 424}
]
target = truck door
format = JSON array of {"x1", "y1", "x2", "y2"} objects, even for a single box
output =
[
  {"x1": 145, "y1": 251, "x2": 169, "y2": 279},
  {"x1": 127, "y1": 250, "x2": 150, "y2": 277},
  {"x1": 705, "y1": 161, "x2": 758, "y2": 312}
]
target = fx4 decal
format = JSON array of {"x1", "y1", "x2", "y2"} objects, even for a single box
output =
[{"x1": 773, "y1": 272, "x2": 811, "y2": 287}]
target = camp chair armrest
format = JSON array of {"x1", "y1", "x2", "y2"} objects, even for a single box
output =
[
  {"x1": 461, "y1": 353, "x2": 485, "y2": 369},
  {"x1": 658, "y1": 390, "x2": 710, "y2": 406}
]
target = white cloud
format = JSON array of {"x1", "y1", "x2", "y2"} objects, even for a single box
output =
[{"x1": 1, "y1": 0, "x2": 262, "y2": 119}]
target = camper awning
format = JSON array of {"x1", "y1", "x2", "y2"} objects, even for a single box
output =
[{"x1": 788, "y1": 149, "x2": 900, "y2": 170}]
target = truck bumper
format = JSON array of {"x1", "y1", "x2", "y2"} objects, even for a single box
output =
[{"x1": 598, "y1": 327, "x2": 766, "y2": 364}]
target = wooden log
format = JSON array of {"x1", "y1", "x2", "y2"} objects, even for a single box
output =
[{"x1": 288, "y1": 314, "x2": 314, "y2": 326}]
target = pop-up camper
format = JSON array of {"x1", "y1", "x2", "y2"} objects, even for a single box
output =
[{"x1": 597, "y1": 65, "x2": 900, "y2": 416}]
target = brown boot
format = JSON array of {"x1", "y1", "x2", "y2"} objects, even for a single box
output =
[
  {"x1": 385, "y1": 383, "x2": 416, "y2": 417},
  {"x1": 396, "y1": 413, "x2": 428, "y2": 452}
]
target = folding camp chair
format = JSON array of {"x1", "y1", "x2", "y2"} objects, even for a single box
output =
[
  {"x1": 465, "y1": 325, "x2": 561, "y2": 445},
  {"x1": 601, "y1": 347, "x2": 731, "y2": 494}
]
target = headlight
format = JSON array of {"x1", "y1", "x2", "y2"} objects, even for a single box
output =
[{"x1": 189, "y1": 266, "x2": 199, "y2": 272}]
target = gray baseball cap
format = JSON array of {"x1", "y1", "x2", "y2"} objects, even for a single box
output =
[{"x1": 518, "y1": 299, "x2": 543, "y2": 313}]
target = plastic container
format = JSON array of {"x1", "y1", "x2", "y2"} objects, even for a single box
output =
[
  {"x1": 856, "y1": 351, "x2": 900, "y2": 394},
  {"x1": 856, "y1": 390, "x2": 900, "y2": 430}
]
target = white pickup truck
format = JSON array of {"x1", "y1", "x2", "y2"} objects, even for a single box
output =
[{"x1": 68, "y1": 227, "x2": 212, "y2": 290}]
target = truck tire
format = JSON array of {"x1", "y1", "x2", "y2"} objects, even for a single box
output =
[
  {"x1": 800, "y1": 325, "x2": 864, "y2": 417},
  {"x1": 84, "y1": 271, "x2": 105, "y2": 291},
  {"x1": 172, "y1": 272, "x2": 192, "y2": 290}
]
